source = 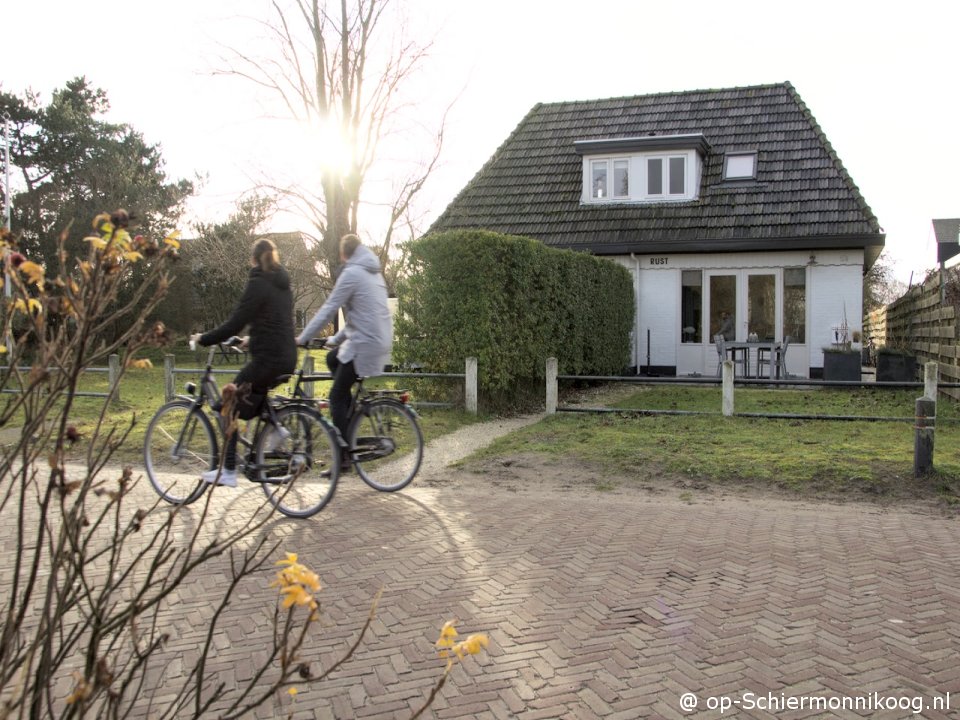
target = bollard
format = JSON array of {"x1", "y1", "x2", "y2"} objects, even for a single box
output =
[
  {"x1": 465, "y1": 357, "x2": 478, "y2": 415},
  {"x1": 721, "y1": 360, "x2": 734, "y2": 417},
  {"x1": 914, "y1": 396, "x2": 936, "y2": 477},
  {"x1": 546, "y1": 357, "x2": 558, "y2": 415}
]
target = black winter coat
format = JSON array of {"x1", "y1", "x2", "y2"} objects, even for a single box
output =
[{"x1": 200, "y1": 266, "x2": 297, "y2": 371}]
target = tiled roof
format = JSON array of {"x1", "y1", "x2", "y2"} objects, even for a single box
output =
[{"x1": 430, "y1": 82, "x2": 884, "y2": 258}]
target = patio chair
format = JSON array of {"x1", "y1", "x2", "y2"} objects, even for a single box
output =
[
  {"x1": 757, "y1": 336, "x2": 791, "y2": 379},
  {"x1": 714, "y1": 334, "x2": 748, "y2": 377}
]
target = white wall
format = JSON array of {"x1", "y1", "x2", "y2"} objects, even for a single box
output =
[
  {"x1": 808, "y1": 251, "x2": 865, "y2": 369},
  {"x1": 607, "y1": 248, "x2": 865, "y2": 375}
]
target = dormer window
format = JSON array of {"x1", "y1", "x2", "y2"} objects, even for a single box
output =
[
  {"x1": 723, "y1": 152, "x2": 757, "y2": 180},
  {"x1": 576, "y1": 134, "x2": 708, "y2": 204}
]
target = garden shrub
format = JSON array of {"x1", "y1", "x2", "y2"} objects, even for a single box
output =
[{"x1": 395, "y1": 229, "x2": 634, "y2": 411}]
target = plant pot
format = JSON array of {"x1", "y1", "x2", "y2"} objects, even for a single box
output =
[
  {"x1": 876, "y1": 353, "x2": 917, "y2": 382},
  {"x1": 823, "y1": 351, "x2": 861, "y2": 381}
]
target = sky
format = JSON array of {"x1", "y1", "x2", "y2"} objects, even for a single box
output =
[{"x1": 3, "y1": 0, "x2": 958, "y2": 284}]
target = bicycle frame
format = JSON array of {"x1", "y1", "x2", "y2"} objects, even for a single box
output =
[{"x1": 176, "y1": 344, "x2": 293, "y2": 481}]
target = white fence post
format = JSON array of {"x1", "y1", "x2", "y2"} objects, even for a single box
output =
[
  {"x1": 546, "y1": 357, "x2": 558, "y2": 414},
  {"x1": 465, "y1": 357, "x2": 478, "y2": 415},
  {"x1": 722, "y1": 360, "x2": 734, "y2": 417},
  {"x1": 924, "y1": 361, "x2": 938, "y2": 400},
  {"x1": 108, "y1": 353, "x2": 120, "y2": 403},
  {"x1": 164, "y1": 354, "x2": 175, "y2": 401}
]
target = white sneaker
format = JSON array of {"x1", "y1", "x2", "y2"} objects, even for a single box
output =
[
  {"x1": 262, "y1": 426, "x2": 290, "y2": 453},
  {"x1": 202, "y1": 468, "x2": 238, "y2": 487}
]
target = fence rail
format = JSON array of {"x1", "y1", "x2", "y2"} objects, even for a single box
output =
[
  {"x1": 546, "y1": 357, "x2": 947, "y2": 422},
  {"x1": 163, "y1": 355, "x2": 479, "y2": 414},
  {"x1": 0, "y1": 355, "x2": 120, "y2": 399}
]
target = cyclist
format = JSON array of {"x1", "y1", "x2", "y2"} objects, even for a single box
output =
[
  {"x1": 297, "y1": 234, "x2": 393, "y2": 464},
  {"x1": 190, "y1": 238, "x2": 297, "y2": 487}
]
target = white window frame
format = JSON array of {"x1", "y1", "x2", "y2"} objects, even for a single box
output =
[{"x1": 582, "y1": 149, "x2": 698, "y2": 204}]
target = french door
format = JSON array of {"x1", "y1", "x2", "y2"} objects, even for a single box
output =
[{"x1": 706, "y1": 270, "x2": 778, "y2": 342}]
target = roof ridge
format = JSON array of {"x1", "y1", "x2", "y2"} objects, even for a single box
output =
[
  {"x1": 783, "y1": 83, "x2": 882, "y2": 233},
  {"x1": 537, "y1": 81, "x2": 792, "y2": 108}
]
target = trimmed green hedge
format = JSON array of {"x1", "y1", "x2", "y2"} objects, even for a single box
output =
[{"x1": 395, "y1": 230, "x2": 634, "y2": 409}]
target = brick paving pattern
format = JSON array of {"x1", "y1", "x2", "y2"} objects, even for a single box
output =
[{"x1": 92, "y1": 476, "x2": 960, "y2": 719}]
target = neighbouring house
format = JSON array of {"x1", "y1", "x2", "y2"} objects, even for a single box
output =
[{"x1": 430, "y1": 82, "x2": 884, "y2": 378}]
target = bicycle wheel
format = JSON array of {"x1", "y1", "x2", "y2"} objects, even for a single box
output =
[
  {"x1": 348, "y1": 398, "x2": 423, "y2": 492},
  {"x1": 144, "y1": 400, "x2": 216, "y2": 505},
  {"x1": 257, "y1": 405, "x2": 339, "y2": 518}
]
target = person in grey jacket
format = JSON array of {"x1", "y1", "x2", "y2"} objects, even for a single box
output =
[{"x1": 298, "y1": 234, "x2": 393, "y2": 456}]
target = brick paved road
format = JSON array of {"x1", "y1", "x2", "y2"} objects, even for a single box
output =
[{"x1": 127, "y1": 472, "x2": 960, "y2": 720}]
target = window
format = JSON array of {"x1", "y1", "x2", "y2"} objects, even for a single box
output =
[
  {"x1": 578, "y1": 138, "x2": 703, "y2": 204},
  {"x1": 783, "y1": 267, "x2": 806, "y2": 343},
  {"x1": 591, "y1": 160, "x2": 607, "y2": 199},
  {"x1": 724, "y1": 152, "x2": 757, "y2": 180},
  {"x1": 647, "y1": 158, "x2": 663, "y2": 195},
  {"x1": 681, "y1": 270, "x2": 702, "y2": 343},
  {"x1": 646, "y1": 156, "x2": 686, "y2": 197},
  {"x1": 613, "y1": 159, "x2": 629, "y2": 198},
  {"x1": 669, "y1": 157, "x2": 685, "y2": 195}
]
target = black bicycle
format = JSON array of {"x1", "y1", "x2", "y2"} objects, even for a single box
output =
[
  {"x1": 297, "y1": 339, "x2": 424, "y2": 492},
  {"x1": 143, "y1": 338, "x2": 341, "y2": 518}
]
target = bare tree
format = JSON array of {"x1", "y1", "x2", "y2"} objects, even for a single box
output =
[{"x1": 220, "y1": 0, "x2": 448, "y2": 291}]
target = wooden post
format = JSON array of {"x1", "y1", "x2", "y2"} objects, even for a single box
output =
[
  {"x1": 465, "y1": 357, "x2": 478, "y2": 415},
  {"x1": 164, "y1": 354, "x2": 175, "y2": 402},
  {"x1": 914, "y1": 396, "x2": 936, "y2": 477},
  {"x1": 924, "y1": 361, "x2": 938, "y2": 400},
  {"x1": 722, "y1": 360, "x2": 734, "y2": 417},
  {"x1": 302, "y1": 354, "x2": 314, "y2": 398},
  {"x1": 108, "y1": 353, "x2": 120, "y2": 403},
  {"x1": 546, "y1": 357, "x2": 558, "y2": 415}
]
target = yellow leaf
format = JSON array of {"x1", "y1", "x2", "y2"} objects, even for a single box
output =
[{"x1": 19, "y1": 261, "x2": 45, "y2": 287}]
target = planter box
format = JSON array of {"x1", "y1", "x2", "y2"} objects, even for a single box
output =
[
  {"x1": 876, "y1": 353, "x2": 917, "y2": 382},
  {"x1": 823, "y1": 351, "x2": 861, "y2": 381}
]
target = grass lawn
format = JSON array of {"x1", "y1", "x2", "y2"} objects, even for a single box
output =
[
  {"x1": 465, "y1": 384, "x2": 960, "y2": 504},
  {"x1": 44, "y1": 347, "x2": 484, "y2": 464}
]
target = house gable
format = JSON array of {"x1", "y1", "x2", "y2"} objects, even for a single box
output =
[{"x1": 431, "y1": 82, "x2": 884, "y2": 269}]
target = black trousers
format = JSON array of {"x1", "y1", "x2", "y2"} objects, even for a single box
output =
[
  {"x1": 223, "y1": 360, "x2": 291, "y2": 470},
  {"x1": 326, "y1": 347, "x2": 358, "y2": 444}
]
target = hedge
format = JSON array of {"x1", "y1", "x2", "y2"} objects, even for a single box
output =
[{"x1": 395, "y1": 229, "x2": 634, "y2": 409}]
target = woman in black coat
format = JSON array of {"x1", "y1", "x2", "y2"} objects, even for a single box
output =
[{"x1": 190, "y1": 238, "x2": 297, "y2": 487}]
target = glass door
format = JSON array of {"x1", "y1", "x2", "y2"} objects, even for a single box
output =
[
  {"x1": 708, "y1": 273, "x2": 738, "y2": 341},
  {"x1": 746, "y1": 272, "x2": 776, "y2": 341}
]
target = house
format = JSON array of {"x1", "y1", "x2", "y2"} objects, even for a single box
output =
[{"x1": 430, "y1": 82, "x2": 884, "y2": 378}]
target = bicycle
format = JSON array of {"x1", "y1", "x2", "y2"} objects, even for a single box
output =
[
  {"x1": 143, "y1": 338, "x2": 341, "y2": 518},
  {"x1": 296, "y1": 339, "x2": 424, "y2": 492}
]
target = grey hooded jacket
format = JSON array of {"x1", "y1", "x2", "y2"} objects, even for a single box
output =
[{"x1": 298, "y1": 244, "x2": 393, "y2": 377}]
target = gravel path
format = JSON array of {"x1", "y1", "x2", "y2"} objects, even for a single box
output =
[{"x1": 417, "y1": 413, "x2": 545, "y2": 479}]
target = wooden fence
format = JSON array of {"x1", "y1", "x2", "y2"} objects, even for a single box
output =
[{"x1": 864, "y1": 269, "x2": 960, "y2": 400}]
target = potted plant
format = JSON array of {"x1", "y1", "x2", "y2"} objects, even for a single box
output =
[
  {"x1": 822, "y1": 319, "x2": 861, "y2": 381},
  {"x1": 875, "y1": 334, "x2": 917, "y2": 382}
]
